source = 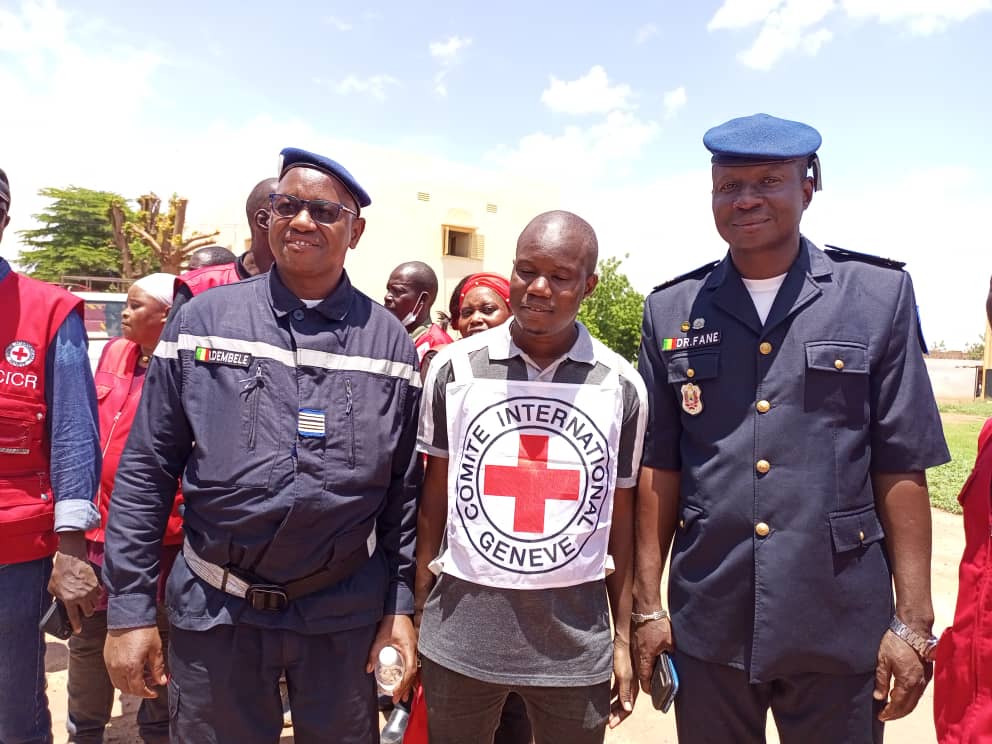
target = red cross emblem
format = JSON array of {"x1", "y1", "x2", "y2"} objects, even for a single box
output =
[
  {"x1": 5, "y1": 341, "x2": 36, "y2": 368},
  {"x1": 483, "y1": 434, "x2": 581, "y2": 533}
]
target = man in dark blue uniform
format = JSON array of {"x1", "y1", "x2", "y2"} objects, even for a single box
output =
[
  {"x1": 632, "y1": 114, "x2": 950, "y2": 743},
  {"x1": 102, "y1": 148, "x2": 421, "y2": 743}
]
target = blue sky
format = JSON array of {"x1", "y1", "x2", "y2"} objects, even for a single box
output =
[{"x1": 2, "y1": 0, "x2": 991, "y2": 346}]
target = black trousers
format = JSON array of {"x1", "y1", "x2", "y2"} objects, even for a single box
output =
[
  {"x1": 672, "y1": 650, "x2": 884, "y2": 744},
  {"x1": 420, "y1": 655, "x2": 608, "y2": 744},
  {"x1": 168, "y1": 622, "x2": 378, "y2": 744}
]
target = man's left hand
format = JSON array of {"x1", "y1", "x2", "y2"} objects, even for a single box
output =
[
  {"x1": 874, "y1": 629, "x2": 932, "y2": 721},
  {"x1": 47, "y1": 543, "x2": 100, "y2": 634},
  {"x1": 609, "y1": 637, "x2": 637, "y2": 728},
  {"x1": 366, "y1": 613, "x2": 418, "y2": 704}
]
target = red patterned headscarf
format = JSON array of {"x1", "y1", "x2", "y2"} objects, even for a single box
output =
[{"x1": 457, "y1": 273, "x2": 511, "y2": 314}]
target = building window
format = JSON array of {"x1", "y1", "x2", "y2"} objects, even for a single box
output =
[{"x1": 442, "y1": 225, "x2": 483, "y2": 260}]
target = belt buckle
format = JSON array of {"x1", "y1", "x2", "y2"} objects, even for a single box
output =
[{"x1": 246, "y1": 584, "x2": 288, "y2": 612}]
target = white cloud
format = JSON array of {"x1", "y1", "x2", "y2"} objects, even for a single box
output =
[
  {"x1": 541, "y1": 66, "x2": 633, "y2": 115},
  {"x1": 634, "y1": 23, "x2": 658, "y2": 45},
  {"x1": 842, "y1": 0, "x2": 992, "y2": 35},
  {"x1": 329, "y1": 74, "x2": 399, "y2": 101},
  {"x1": 428, "y1": 35, "x2": 471, "y2": 97},
  {"x1": 708, "y1": 0, "x2": 792, "y2": 29},
  {"x1": 324, "y1": 15, "x2": 353, "y2": 31},
  {"x1": 429, "y1": 35, "x2": 472, "y2": 60},
  {"x1": 663, "y1": 86, "x2": 687, "y2": 118},
  {"x1": 486, "y1": 111, "x2": 659, "y2": 187},
  {"x1": 721, "y1": 0, "x2": 836, "y2": 70},
  {"x1": 711, "y1": 0, "x2": 989, "y2": 69}
]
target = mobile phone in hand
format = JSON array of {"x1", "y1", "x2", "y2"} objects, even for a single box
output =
[
  {"x1": 39, "y1": 598, "x2": 73, "y2": 640},
  {"x1": 650, "y1": 651, "x2": 679, "y2": 713}
]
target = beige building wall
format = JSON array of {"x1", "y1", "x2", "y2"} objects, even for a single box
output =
[{"x1": 343, "y1": 176, "x2": 560, "y2": 314}]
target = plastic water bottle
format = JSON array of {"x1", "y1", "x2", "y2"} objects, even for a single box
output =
[{"x1": 374, "y1": 645, "x2": 405, "y2": 694}]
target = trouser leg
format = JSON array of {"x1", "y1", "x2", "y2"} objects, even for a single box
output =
[
  {"x1": 66, "y1": 611, "x2": 114, "y2": 743},
  {"x1": 135, "y1": 606, "x2": 171, "y2": 744},
  {"x1": 282, "y1": 623, "x2": 378, "y2": 744},
  {"x1": 771, "y1": 669, "x2": 884, "y2": 744},
  {"x1": 515, "y1": 680, "x2": 609, "y2": 744},
  {"x1": 671, "y1": 650, "x2": 771, "y2": 744},
  {"x1": 493, "y1": 692, "x2": 532, "y2": 744},
  {"x1": 0, "y1": 557, "x2": 54, "y2": 744},
  {"x1": 167, "y1": 624, "x2": 283, "y2": 744},
  {"x1": 420, "y1": 656, "x2": 507, "y2": 744}
]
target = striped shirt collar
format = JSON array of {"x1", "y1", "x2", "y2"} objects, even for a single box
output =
[
  {"x1": 485, "y1": 318, "x2": 597, "y2": 366},
  {"x1": 266, "y1": 265, "x2": 353, "y2": 321}
]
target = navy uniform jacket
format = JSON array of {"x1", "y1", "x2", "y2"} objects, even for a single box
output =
[
  {"x1": 103, "y1": 269, "x2": 422, "y2": 634},
  {"x1": 639, "y1": 237, "x2": 949, "y2": 682}
]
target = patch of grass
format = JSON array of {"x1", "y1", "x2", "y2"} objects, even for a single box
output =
[
  {"x1": 928, "y1": 414, "x2": 985, "y2": 514},
  {"x1": 938, "y1": 400, "x2": 992, "y2": 417}
]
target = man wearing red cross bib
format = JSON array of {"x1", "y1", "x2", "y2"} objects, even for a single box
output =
[{"x1": 415, "y1": 211, "x2": 648, "y2": 744}]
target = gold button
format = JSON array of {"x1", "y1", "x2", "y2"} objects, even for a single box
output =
[
  {"x1": 858, "y1": 530, "x2": 865, "y2": 542},
  {"x1": 834, "y1": 359, "x2": 845, "y2": 370},
  {"x1": 759, "y1": 341, "x2": 773, "y2": 355},
  {"x1": 755, "y1": 522, "x2": 770, "y2": 537},
  {"x1": 679, "y1": 519, "x2": 686, "y2": 529},
  {"x1": 686, "y1": 368, "x2": 695, "y2": 378},
  {"x1": 680, "y1": 321, "x2": 691, "y2": 332},
  {"x1": 755, "y1": 459, "x2": 770, "y2": 474},
  {"x1": 756, "y1": 400, "x2": 771, "y2": 413}
]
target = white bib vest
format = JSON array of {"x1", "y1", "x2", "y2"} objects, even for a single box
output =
[{"x1": 433, "y1": 351, "x2": 623, "y2": 589}]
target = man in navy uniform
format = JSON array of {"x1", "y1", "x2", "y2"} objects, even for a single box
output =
[
  {"x1": 632, "y1": 114, "x2": 949, "y2": 743},
  {"x1": 102, "y1": 148, "x2": 421, "y2": 743}
]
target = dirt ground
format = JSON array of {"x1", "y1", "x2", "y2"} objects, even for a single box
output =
[{"x1": 45, "y1": 508, "x2": 963, "y2": 743}]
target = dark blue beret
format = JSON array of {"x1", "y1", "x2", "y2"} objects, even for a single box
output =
[
  {"x1": 278, "y1": 147, "x2": 371, "y2": 209},
  {"x1": 704, "y1": 113, "x2": 821, "y2": 165},
  {"x1": 0, "y1": 167, "x2": 9, "y2": 205}
]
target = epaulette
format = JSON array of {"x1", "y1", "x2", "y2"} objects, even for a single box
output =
[
  {"x1": 824, "y1": 245, "x2": 905, "y2": 270},
  {"x1": 651, "y1": 260, "x2": 720, "y2": 293}
]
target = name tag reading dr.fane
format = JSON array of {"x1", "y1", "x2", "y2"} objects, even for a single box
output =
[
  {"x1": 194, "y1": 346, "x2": 253, "y2": 368},
  {"x1": 661, "y1": 330, "x2": 721, "y2": 352}
]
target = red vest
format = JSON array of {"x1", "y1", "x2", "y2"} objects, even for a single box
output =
[
  {"x1": 88, "y1": 337, "x2": 184, "y2": 545},
  {"x1": 0, "y1": 271, "x2": 82, "y2": 563},
  {"x1": 413, "y1": 323, "x2": 453, "y2": 363},
  {"x1": 935, "y1": 418, "x2": 992, "y2": 742},
  {"x1": 178, "y1": 263, "x2": 242, "y2": 296}
]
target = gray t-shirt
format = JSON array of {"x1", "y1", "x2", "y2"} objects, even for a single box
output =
[{"x1": 417, "y1": 320, "x2": 647, "y2": 686}]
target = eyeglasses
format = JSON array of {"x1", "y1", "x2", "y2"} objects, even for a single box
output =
[{"x1": 269, "y1": 193, "x2": 357, "y2": 225}]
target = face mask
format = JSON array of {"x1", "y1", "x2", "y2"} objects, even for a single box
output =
[{"x1": 400, "y1": 293, "x2": 427, "y2": 328}]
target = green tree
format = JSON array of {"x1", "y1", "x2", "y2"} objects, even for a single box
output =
[
  {"x1": 578, "y1": 255, "x2": 645, "y2": 362},
  {"x1": 18, "y1": 186, "x2": 148, "y2": 283},
  {"x1": 964, "y1": 335, "x2": 985, "y2": 361},
  {"x1": 117, "y1": 193, "x2": 219, "y2": 274}
]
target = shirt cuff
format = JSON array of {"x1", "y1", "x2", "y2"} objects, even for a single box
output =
[
  {"x1": 107, "y1": 592, "x2": 159, "y2": 630},
  {"x1": 54, "y1": 499, "x2": 101, "y2": 532},
  {"x1": 384, "y1": 581, "x2": 414, "y2": 616},
  {"x1": 416, "y1": 441, "x2": 448, "y2": 458}
]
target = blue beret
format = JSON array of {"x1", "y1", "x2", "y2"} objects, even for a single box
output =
[
  {"x1": 704, "y1": 113, "x2": 821, "y2": 165},
  {"x1": 0, "y1": 167, "x2": 9, "y2": 205},
  {"x1": 278, "y1": 147, "x2": 371, "y2": 209}
]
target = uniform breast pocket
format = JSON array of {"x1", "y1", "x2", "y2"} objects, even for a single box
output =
[
  {"x1": 804, "y1": 341, "x2": 869, "y2": 423},
  {"x1": 667, "y1": 351, "x2": 719, "y2": 417}
]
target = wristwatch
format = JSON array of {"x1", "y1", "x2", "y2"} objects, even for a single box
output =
[
  {"x1": 631, "y1": 609, "x2": 669, "y2": 624},
  {"x1": 889, "y1": 616, "x2": 939, "y2": 662}
]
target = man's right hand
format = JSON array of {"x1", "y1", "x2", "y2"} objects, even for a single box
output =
[
  {"x1": 632, "y1": 617, "x2": 675, "y2": 693},
  {"x1": 104, "y1": 626, "x2": 167, "y2": 699}
]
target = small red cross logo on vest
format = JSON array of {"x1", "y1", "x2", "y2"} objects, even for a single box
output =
[
  {"x1": 5, "y1": 341, "x2": 36, "y2": 368},
  {"x1": 483, "y1": 434, "x2": 581, "y2": 533}
]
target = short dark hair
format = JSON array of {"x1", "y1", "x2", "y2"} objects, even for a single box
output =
[
  {"x1": 188, "y1": 244, "x2": 237, "y2": 269},
  {"x1": 0, "y1": 167, "x2": 10, "y2": 206}
]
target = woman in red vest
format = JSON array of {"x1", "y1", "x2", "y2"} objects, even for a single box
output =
[
  {"x1": 934, "y1": 277, "x2": 992, "y2": 743},
  {"x1": 66, "y1": 273, "x2": 182, "y2": 744}
]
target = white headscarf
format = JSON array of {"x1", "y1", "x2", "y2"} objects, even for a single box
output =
[{"x1": 132, "y1": 272, "x2": 177, "y2": 308}]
